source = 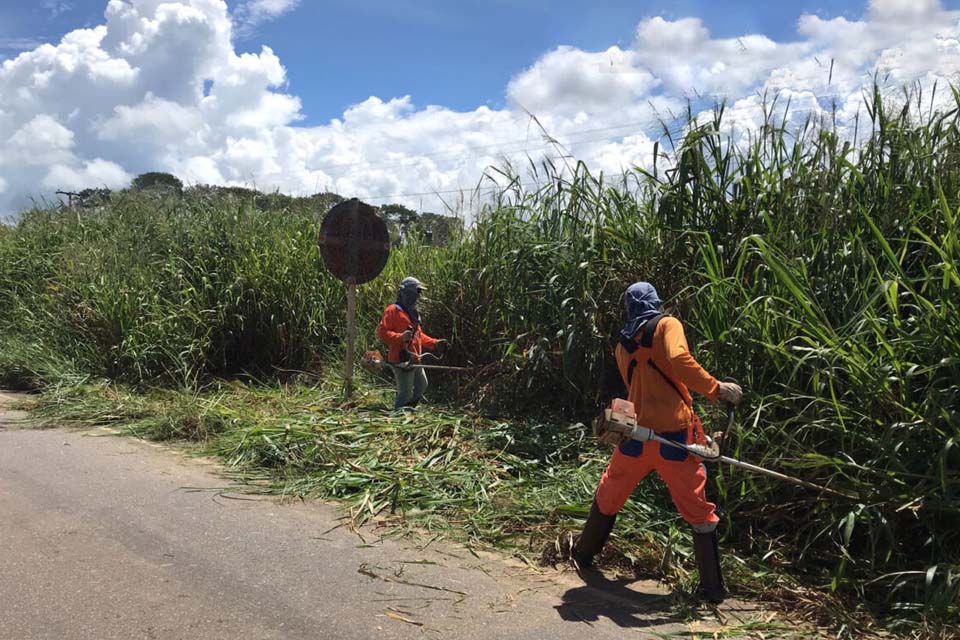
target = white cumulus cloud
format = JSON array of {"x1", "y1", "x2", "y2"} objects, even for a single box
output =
[
  {"x1": 232, "y1": 0, "x2": 300, "y2": 37},
  {"x1": 1, "y1": 0, "x2": 959, "y2": 217}
]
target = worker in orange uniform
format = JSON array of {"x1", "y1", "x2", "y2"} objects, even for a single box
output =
[
  {"x1": 574, "y1": 282, "x2": 742, "y2": 603},
  {"x1": 377, "y1": 277, "x2": 446, "y2": 410}
]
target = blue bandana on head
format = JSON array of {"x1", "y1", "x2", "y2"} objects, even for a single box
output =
[{"x1": 620, "y1": 282, "x2": 663, "y2": 340}]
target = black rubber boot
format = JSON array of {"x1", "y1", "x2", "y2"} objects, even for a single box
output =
[
  {"x1": 693, "y1": 529, "x2": 725, "y2": 604},
  {"x1": 572, "y1": 500, "x2": 617, "y2": 568}
]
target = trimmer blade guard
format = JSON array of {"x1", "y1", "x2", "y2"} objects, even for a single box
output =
[{"x1": 686, "y1": 440, "x2": 721, "y2": 460}]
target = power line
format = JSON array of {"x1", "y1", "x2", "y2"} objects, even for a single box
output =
[
  {"x1": 351, "y1": 122, "x2": 710, "y2": 203},
  {"x1": 340, "y1": 96, "x2": 901, "y2": 204},
  {"x1": 323, "y1": 97, "x2": 870, "y2": 190},
  {"x1": 317, "y1": 113, "x2": 690, "y2": 178},
  {"x1": 320, "y1": 114, "x2": 699, "y2": 196},
  {"x1": 352, "y1": 124, "x2": 689, "y2": 202}
]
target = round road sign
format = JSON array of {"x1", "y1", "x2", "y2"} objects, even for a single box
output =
[{"x1": 317, "y1": 199, "x2": 390, "y2": 285}]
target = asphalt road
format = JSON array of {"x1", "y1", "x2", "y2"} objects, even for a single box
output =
[{"x1": 0, "y1": 391, "x2": 772, "y2": 639}]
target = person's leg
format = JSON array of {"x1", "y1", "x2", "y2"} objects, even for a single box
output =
[
  {"x1": 691, "y1": 525, "x2": 724, "y2": 603},
  {"x1": 656, "y1": 443, "x2": 724, "y2": 602},
  {"x1": 659, "y1": 457, "x2": 719, "y2": 531},
  {"x1": 408, "y1": 368, "x2": 429, "y2": 407},
  {"x1": 574, "y1": 444, "x2": 652, "y2": 566},
  {"x1": 392, "y1": 367, "x2": 415, "y2": 410}
]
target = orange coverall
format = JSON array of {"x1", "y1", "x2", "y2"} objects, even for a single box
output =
[
  {"x1": 377, "y1": 304, "x2": 439, "y2": 364},
  {"x1": 595, "y1": 315, "x2": 722, "y2": 532}
]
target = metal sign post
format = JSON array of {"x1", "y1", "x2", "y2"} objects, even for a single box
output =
[
  {"x1": 343, "y1": 281, "x2": 357, "y2": 397},
  {"x1": 317, "y1": 199, "x2": 390, "y2": 399}
]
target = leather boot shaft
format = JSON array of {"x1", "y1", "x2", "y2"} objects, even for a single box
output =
[
  {"x1": 692, "y1": 529, "x2": 725, "y2": 603},
  {"x1": 573, "y1": 500, "x2": 616, "y2": 567}
]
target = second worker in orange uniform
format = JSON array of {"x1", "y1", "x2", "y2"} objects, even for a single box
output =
[{"x1": 377, "y1": 277, "x2": 446, "y2": 410}]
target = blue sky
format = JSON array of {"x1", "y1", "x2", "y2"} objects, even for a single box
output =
[
  {"x1": 257, "y1": 0, "x2": 863, "y2": 123},
  {"x1": 1, "y1": 0, "x2": 933, "y2": 125},
  {"x1": 1, "y1": 0, "x2": 959, "y2": 214}
]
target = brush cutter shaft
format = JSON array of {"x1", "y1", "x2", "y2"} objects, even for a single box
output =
[
  {"x1": 392, "y1": 363, "x2": 471, "y2": 371},
  {"x1": 647, "y1": 432, "x2": 719, "y2": 460},
  {"x1": 717, "y1": 456, "x2": 855, "y2": 499},
  {"x1": 625, "y1": 424, "x2": 654, "y2": 441},
  {"x1": 597, "y1": 387, "x2": 856, "y2": 499},
  {"x1": 609, "y1": 396, "x2": 855, "y2": 500},
  {"x1": 645, "y1": 432, "x2": 853, "y2": 498},
  {"x1": 362, "y1": 350, "x2": 471, "y2": 373},
  {"x1": 643, "y1": 428, "x2": 854, "y2": 498}
]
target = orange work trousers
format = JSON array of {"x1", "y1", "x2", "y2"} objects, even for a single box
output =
[{"x1": 595, "y1": 430, "x2": 719, "y2": 532}]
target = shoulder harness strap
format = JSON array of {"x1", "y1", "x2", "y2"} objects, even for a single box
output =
[
  {"x1": 643, "y1": 315, "x2": 690, "y2": 406},
  {"x1": 622, "y1": 314, "x2": 691, "y2": 407},
  {"x1": 621, "y1": 314, "x2": 665, "y2": 385},
  {"x1": 639, "y1": 313, "x2": 664, "y2": 348}
]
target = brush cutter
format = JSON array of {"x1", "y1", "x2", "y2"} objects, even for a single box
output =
[
  {"x1": 361, "y1": 350, "x2": 472, "y2": 373},
  {"x1": 594, "y1": 398, "x2": 858, "y2": 500}
]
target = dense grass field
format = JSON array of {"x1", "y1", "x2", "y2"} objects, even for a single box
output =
[{"x1": 1, "y1": 91, "x2": 958, "y2": 636}]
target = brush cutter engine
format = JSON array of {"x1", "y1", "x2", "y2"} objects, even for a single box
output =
[
  {"x1": 362, "y1": 349, "x2": 423, "y2": 372},
  {"x1": 361, "y1": 350, "x2": 388, "y2": 373},
  {"x1": 592, "y1": 398, "x2": 654, "y2": 445},
  {"x1": 594, "y1": 399, "x2": 722, "y2": 460}
]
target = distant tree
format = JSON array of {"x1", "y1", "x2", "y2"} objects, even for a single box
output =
[
  {"x1": 219, "y1": 185, "x2": 259, "y2": 198},
  {"x1": 416, "y1": 212, "x2": 462, "y2": 246},
  {"x1": 55, "y1": 188, "x2": 112, "y2": 209},
  {"x1": 379, "y1": 203, "x2": 419, "y2": 226},
  {"x1": 76, "y1": 188, "x2": 112, "y2": 208},
  {"x1": 310, "y1": 192, "x2": 346, "y2": 211},
  {"x1": 379, "y1": 203, "x2": 420, "y2": 245},
  {"x1": 130, "y1": 172, "x2": 183, "y2": 194}
]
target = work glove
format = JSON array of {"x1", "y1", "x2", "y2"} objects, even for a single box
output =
[
  {"x1": 434, "y1": 339, "x2": 448, "y2": 356},
  {"x1": 400, "y1": 329, "x2": 414, "y2": 342},
  {"x1": 717, "y1": 381, "x2": 743, "y2": 405}
]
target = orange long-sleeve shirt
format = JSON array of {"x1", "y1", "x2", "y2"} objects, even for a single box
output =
[
  {"x1": 377, "y1": 304, "x2": 439, "y2": 364},
  {"x1": 615, "y1": 316, "x2": 719, "y2": 432}
]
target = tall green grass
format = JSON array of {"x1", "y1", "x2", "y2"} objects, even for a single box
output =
[{"x1": 1, "y1": 88, "x2": 958, "y2": 631}]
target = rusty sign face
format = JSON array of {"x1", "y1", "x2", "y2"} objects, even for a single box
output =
[{"x1": 317, "y1": 199, "x2": 390, "y2": 285}]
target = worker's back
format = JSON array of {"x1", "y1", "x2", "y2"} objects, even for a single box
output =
[{"x1": 614, "y1": 315, "x2": 717, "y2": 433}]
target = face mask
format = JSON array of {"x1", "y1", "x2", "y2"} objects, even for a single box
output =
[{"x1": 398, "y1": 286, "x2": 420, "y2": 310}]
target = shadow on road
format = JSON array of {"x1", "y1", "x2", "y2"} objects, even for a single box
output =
[{"x1": 555, "y1": 567, "x2": 686, "y2": 629}]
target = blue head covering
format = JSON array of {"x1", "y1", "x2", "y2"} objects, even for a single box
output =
[{"x1": 620, "y1": 282, "x2": 663, "y2": 340}]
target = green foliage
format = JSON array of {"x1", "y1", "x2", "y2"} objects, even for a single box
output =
[
  {"x1": 378, "y1": 203, "x2": 461, "y2": 246},
  {"x1": 181, "y1": 184, "x2": 345, "y2": 215},
  {"x1": 0, "y1": 336, "x2": 79, "y2": 390},
  {"x1": 74, "y1": 188, "x2": 113, "y2": 209},
  {"x1": 379, "y1": 202, "x2": 419, "y2": 226},
  {"x1": 0, "y1": 191, "x2": 344, "y2": 383},
  {"x1": 416, "y1": 211, "x2": 463, "y2": 245},
  {"x1": 130, "y1": 171, "x2": 183, "y2": 194},
  {"x1": 1, "y1": 87, "x2": 959, "y2": 631}
]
